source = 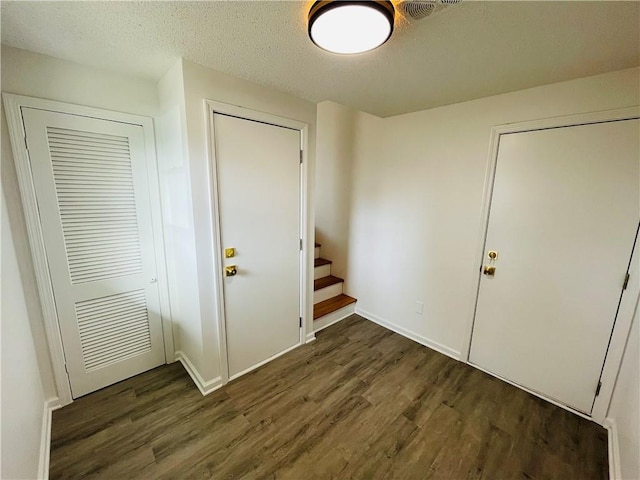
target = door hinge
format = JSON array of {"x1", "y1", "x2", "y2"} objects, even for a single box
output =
[
  {"x1": 595, "y1": 381, "x2": 602, "y2": 397},
  {"x1": 300, "y1": 238, "x2": 303, "y2": 251},
  {"x1": 623, "y1": 273, "x2": 630, "y2": 290},
  {"x1": 299, "y1": 317, "x2": 302, "y2": 328},
  {"x1": 300, "y1": 150, "x2": 303, "y2": 164}
]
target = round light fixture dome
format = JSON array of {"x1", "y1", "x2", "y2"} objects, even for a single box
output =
[{"x1": 308, "y1": 1, "x2": 395, "y2": 55}]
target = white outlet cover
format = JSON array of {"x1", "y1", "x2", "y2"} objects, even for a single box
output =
[{"x1": 416, "y1": 301, "x2": 424, "y2": 315}]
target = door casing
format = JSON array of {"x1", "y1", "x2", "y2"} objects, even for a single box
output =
[
  {"x1": 205, "y1": 100, "x2": 313, "y2": 386},
  {"x1": 3, "y1": 93, "x2": 174, "y2": 407},
  {"x1": 461, "y1": 106, "x2": 640, "y2": 424}
]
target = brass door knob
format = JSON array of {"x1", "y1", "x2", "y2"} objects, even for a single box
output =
[
  {"x1": 225, "y1": 265, "x2": 238, "y2": 277},
  {"x1": 483, "y1": 265, "x2": 496, "y2": 276}
]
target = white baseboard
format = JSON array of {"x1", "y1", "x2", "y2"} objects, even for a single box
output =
[
  {"x1": 355, "y1": 308, "x2": 461, "y2": 360},
  {"x1": 314, "y1": 303, "x2": 355, "y2": 333},
  {"x1": 174, "y1": 351, "x2": 223, "y2": 396},
  {"x1": 603, "y1": 417, "x2": 622, "y2": 480},
  {"x1": 305, "y1": 332, "x2": 316, "y2": 344},
  {"x1": 38, "y1": 397, "x2": 61, "y2": 480}
]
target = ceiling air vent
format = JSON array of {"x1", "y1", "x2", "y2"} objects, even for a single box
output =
[{"x1": 399, "y1": 0, "x2": 462, "y2": 20}]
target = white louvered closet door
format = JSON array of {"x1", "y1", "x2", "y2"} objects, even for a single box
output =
[{"x1": 22, "y1": 107, "x2": 165, "y2": 398}]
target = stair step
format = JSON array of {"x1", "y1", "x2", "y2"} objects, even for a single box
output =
[
  {"x1": 314, "y1": 257, "x2": 331, "y2": 280},
  {"x1": 314, "y1": 275, "x2": 343, "y2": 291},
  {"x1": 314, "y1": 257, "x2": 332, "y2": 267},
  {"x1": 314, "y1": 294, "x2": 357, "y2": 320}
]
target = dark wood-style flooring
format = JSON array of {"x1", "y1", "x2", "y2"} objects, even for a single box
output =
[{"x1": 50, "y1": 315, "x2": 608, "y2": 479}]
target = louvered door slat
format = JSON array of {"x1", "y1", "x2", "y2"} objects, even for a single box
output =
[
  {"x1": 58, "y1": 193, "x2": 134, "y2": 201},
  {"x1": 72, "y1": 270, "x2": 143, "y2": 284},
  {"x1": 49, "y1": 139, "x2": 131, "y2": 151},
  {"x1": 69, "y1": 260, "x2": 143, "y2": 274},
  {"x1": 78, "y1": 308, "x2": 147, "y2": 328},
  {"x1": 47, "y1": 126, "x2": 130, "y2": 140},
  {"x1": 65, "y1": 238, "x2": 140, "y2": 249},
  {"x1": 53, "y1": 164, "x2": 133, "y2": 174},
  {"x1": 76, "y1": 295, "x2": 145, "y2": 314},
  {"x1": 79, "y1": 318, "x2": 150, "y2": 339},
  {"x1": 49, "y1": 130, "x2": 126, "y2": 146},
  {"x1": 52, "y1": 158, "x2": 132, "y2": 167},
  {"x1": 66, "y1": 239, "x2": 141, "y2": 251},
  {"x1": 81, "y1": 327, "x2": 152, "y2": 352},
  {"x1": 67, "y1": 251, "x2": 141, "y2": 262},
  {"x1": 62, "y1": 220, "x2": 139, "y2": 229}
]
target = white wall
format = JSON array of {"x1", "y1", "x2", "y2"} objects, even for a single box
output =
[
  {"x1": 163, "y1": 59, "x2": 317, "y2": 383},
  {"x1": 1, "y1": 46, "x2": 160, "y2": 117},
  {"x1": 608, "y1": 301, "x2": 639, "y2": 480},
  {"x1": 315, "y1": 101, "x2": 356, "y2": 281},
  {"x1": 1, "y1": 45, "x2": 163, "y2": 400},
  {"x1": 348, "y1": 67, "x2": 640, "y2": 358},
  {"x1": 155, "y1": 61, "x2": 204, "y2": 376},
  {"x1": 1, "y1": 183, "x2": 47, "y2": 479}
]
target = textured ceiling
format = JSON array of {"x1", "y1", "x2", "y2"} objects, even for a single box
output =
[{"x1": 1, "y1": 1, "x2": 639, "y2": 117}]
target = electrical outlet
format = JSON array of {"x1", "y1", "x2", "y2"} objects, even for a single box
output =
[{"x1": 415, "y1": 301, "x2": 424, "y2": 315}]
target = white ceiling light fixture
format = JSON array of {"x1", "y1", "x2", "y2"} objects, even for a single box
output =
[{"x1": 308, "y1": 1, "x2": 396, "y2": 55}]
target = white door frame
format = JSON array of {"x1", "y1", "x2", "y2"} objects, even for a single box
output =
[
  {"x1": 205, "y1": 100, "x2": 311, "y2": 386},
  {"x1": 2, "y1": 93, "x2": 174, "y2": 406},
  {"x1": 461, "y1": 106, "x2": 640, "y2": 424}
]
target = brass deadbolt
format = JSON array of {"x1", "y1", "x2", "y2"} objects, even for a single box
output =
[
  {"x1": 483, "y1": 265, "x2": 496, "y2": 276},
  {"x1": 225, "y1": 248, "x2": 236, "y2": 258},
  {"x1": 488, "y1": 251, "x2": 498, "y2": 260}
]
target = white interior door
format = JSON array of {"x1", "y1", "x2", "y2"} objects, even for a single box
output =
[
  {"x1": 22, "y1": 107, "x2": 165, "y2": 398},
  {"x1": 214, "y1": 113, "x2": 301, "y2": 379},
  {"x1": 470, "y1": 118, "x2": 639, "y2": 414}
]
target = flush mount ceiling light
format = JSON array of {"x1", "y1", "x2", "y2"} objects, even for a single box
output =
[{"x1": 308, "y1": 1, "x2": 395, "y2": 55}]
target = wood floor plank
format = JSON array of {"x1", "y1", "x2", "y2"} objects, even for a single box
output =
[{"x1": 49, "y1": 314, "x2": 608, "y2": 480}]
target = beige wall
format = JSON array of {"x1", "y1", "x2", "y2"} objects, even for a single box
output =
[
  {"x1": 156, "y1": 61, "x2": 203, "y2": 377},
  {"x1": 315, "y1": 101, "x2": 356, "y2": 281},
  {"x1": 1, "y1": 181, "x2": 47, "y2": 479}
]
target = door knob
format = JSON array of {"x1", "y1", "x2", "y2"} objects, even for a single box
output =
[
  {"x1": 225, "y1": 265, "x2": 238, "y2": 277},
  {"x1": 483, "y1": 265, "x2": 496, "y2": 276}
]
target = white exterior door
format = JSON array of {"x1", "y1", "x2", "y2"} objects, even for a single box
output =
[
  {"x1": 22, "y1": 108, "x2": 165, "y2": 398},
  {"x1": 213, "y1": 113, "x2": 301, "y2": 379},
  {"x1": 470, "y1": 119, "x2": 639, "y2": 413}
]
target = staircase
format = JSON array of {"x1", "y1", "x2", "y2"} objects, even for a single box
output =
[{"x1": 313, "y1": 242, "x2": 357, "y2": 332}]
